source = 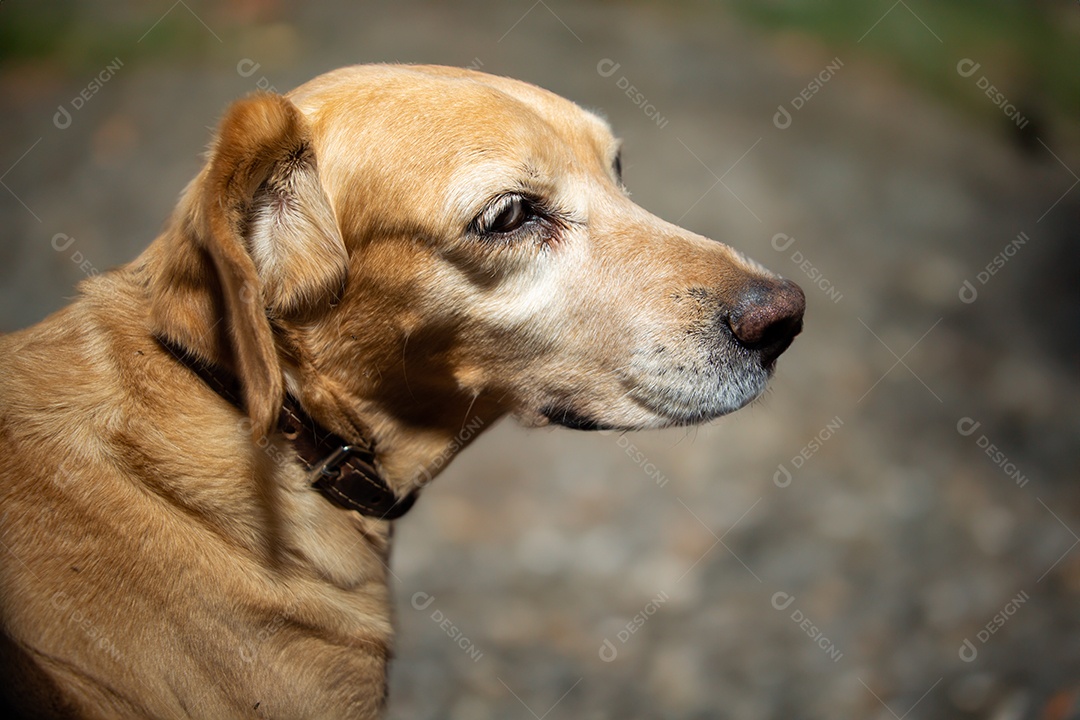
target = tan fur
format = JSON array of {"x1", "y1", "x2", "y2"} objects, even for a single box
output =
[{"x1": 0, "y1": 65, "x2": 802, "y2": 718}]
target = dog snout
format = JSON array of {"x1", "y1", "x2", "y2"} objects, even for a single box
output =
[{"x1": 727, "y1": 278, "x2": 805, "y2": 367}]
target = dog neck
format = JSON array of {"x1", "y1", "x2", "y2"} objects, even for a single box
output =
[
  {"x1": 158, "y1": 336, "x2": 419, "y2": 521},
  {"x1": 141, "y1": 228, "x2": 499, "y2": 509}
]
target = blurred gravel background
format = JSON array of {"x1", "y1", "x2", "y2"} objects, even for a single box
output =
[{"x1": 2, "y1": 2, "x2": 1078, "y2": 718}]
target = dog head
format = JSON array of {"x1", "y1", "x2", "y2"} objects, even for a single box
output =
[{"x1": 149, "y1": 64, "x2": 804, "y2": 483}]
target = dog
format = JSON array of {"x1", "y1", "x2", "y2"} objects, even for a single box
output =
[{"x1": 0, "y1": 64, "x2": 804, "y2": 718}]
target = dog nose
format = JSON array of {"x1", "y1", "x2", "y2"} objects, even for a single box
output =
[{"x1": 728, "y1": 278, "x2": 805, "y2": 367}]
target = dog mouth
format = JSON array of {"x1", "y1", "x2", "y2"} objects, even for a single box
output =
[
  {"x1": 538, "y1": 364, "x2": 769, "y2": 432},
  {"x1": 540, "y1": 393, "x2": 759, "y2": 432},
  {"x1": 539, "y1": 405, "x2": 616, "y2": 431},
  {"x1": 528, "y1": 292, "x2": 803, "y2": 433}
]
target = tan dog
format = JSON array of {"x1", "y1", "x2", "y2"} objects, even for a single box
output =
[{"x1": 0, "y1": 65, "x2": 803, "y2": 718}]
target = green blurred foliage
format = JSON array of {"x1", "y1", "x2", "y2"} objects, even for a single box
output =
[
  {"x1": 0, "y1": 0, "x2": 220, "y2": 70},
  {"x1": 2, "y1": 0, "x2": 1076, "y2": 127},
  {"x1": 730, "y1": 0, "x2": 1079, "y2": 123}
]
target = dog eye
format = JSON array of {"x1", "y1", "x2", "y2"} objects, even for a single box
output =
[
  {"x1": 478, "y1": 195, "x2": 534, "y2": 235},
  {"x1": 613, "y1": 152, "x2": 623, "y2": 182}
]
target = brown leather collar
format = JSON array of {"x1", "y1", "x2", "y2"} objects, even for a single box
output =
[{"x1": 158, "y1": 338, "x2": 418, "y2": 521}]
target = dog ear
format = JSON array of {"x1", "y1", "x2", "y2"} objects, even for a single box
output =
[{"x1": 150, "y1": 93, "x2": 347, "y2": 439}]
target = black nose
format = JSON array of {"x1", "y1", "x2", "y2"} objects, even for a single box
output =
[{"x1": 728, "y1": 278, "x2": 805, "y2": 367}]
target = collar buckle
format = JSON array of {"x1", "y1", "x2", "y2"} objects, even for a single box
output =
[
  {"x1": 308, "y1": 444, "x2": 418, "y2": 521},
  {"x1": 309, "y1": 445, "x2": 360, "y2": 483},
  {"x1": 159, "y1": 336, "x2": 418, "y2": 521}
]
